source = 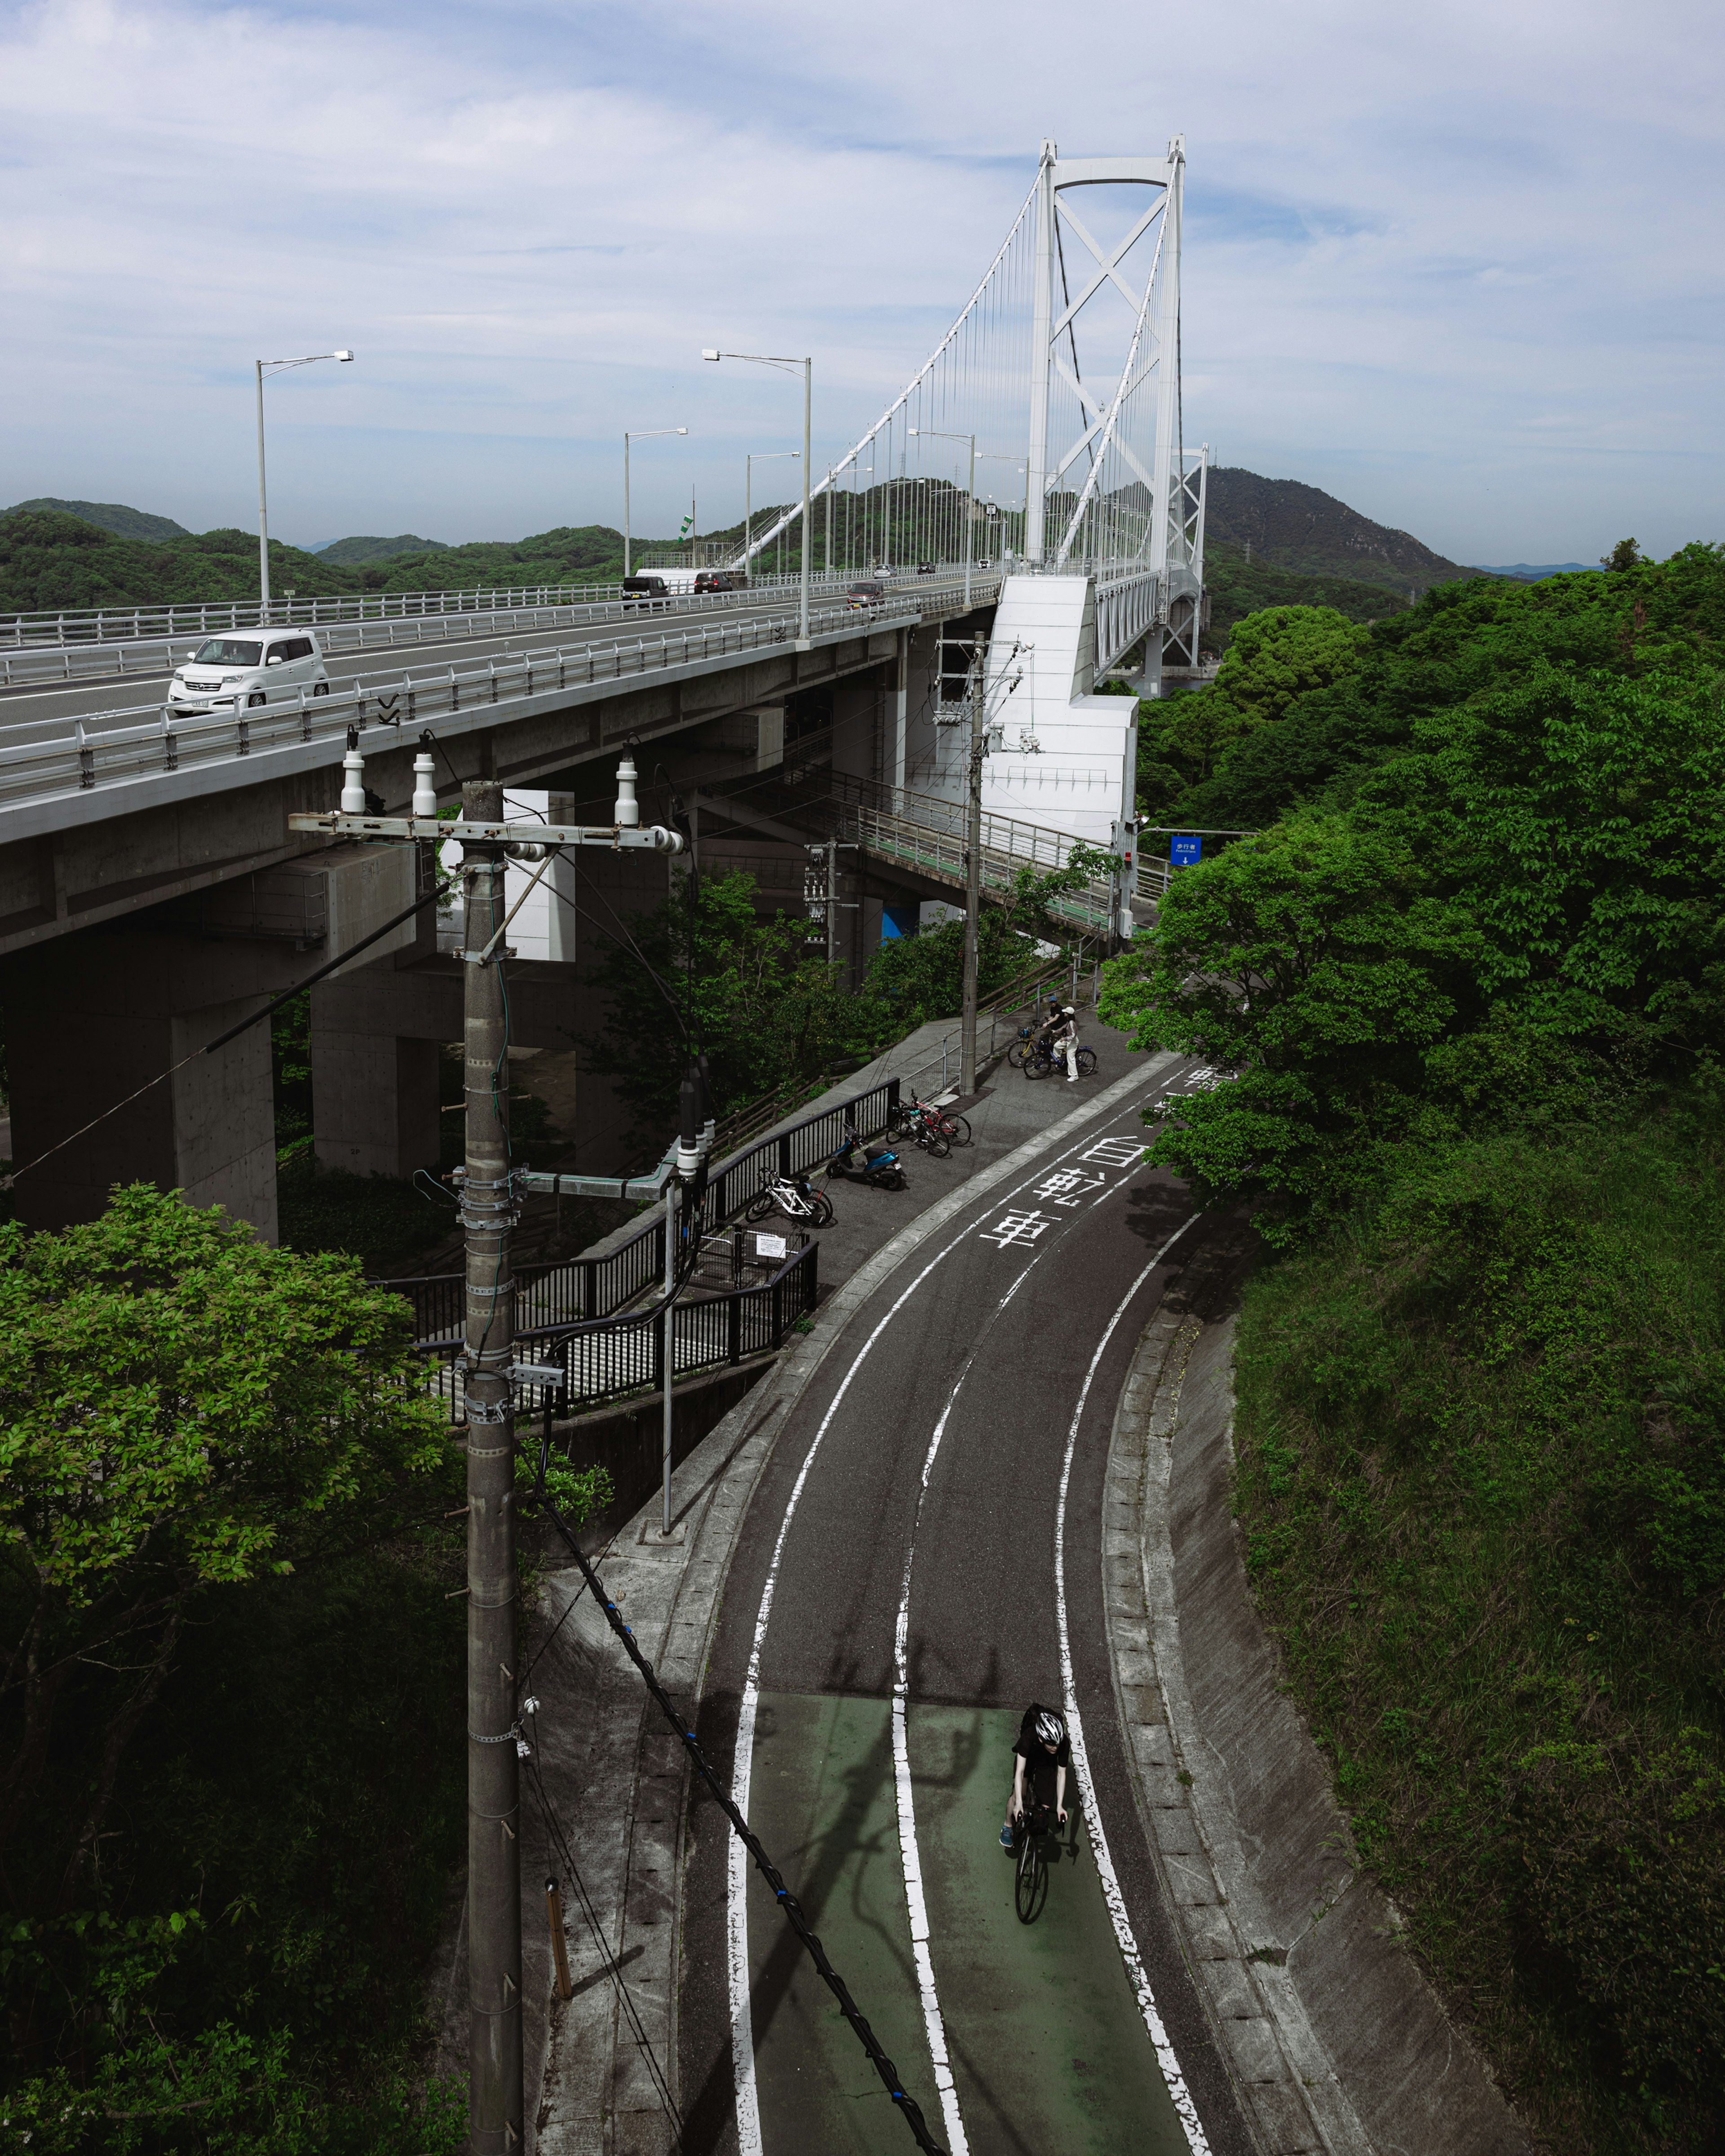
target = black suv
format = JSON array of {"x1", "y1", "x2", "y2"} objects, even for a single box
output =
[
  {"x1": 621, "y1": 575, "x2": 670, "y2": 607},
  {"x1": 694, "y1": 570, "x2": 746, "y2": 594}
]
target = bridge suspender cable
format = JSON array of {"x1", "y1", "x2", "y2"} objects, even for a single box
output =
[{"x1": 535, "y1": 1489, "x2": 951, "y2": 2156}]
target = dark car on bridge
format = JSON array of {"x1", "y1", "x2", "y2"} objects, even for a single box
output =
[
  {"x1": 694, "y1": 570, "x2": 746, "y2": 594},
  {"x1": 916, "y1": 561, "x2": 937, "y2": 576},
  {"x1": 845, "y1": 580, "x2": 886, "y2": 608},
  {"x1": 620, "y1": 575, "x2": 671, "y2": 608}
]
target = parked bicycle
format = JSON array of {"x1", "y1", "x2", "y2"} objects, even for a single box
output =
[
  {"x1": 744, "y1": 1172, "x2": 835, "y2": 1228},
  {"x1": 888, "y1": 1092, "x2": 973, "y2": 1155}
]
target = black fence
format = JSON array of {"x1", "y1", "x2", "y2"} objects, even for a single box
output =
[
  {"x1": 375, "y1": 1076, "x2": 897, "y2": 1347},
  {"x1": 421, "y1": 1237, "x2": 820, "y2": 1425}
]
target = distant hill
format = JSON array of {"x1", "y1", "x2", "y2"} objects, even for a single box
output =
[
  {"x1": 0, "y1": 508, "x2": 367, "y2": 613},
  {"x1": 1202, "y1": 539, "x2": 1410, "y2": 652},
  {"x1": 316, "y1": 534, "x2": 451, "y2": 566},
  {"x1": 7, "y1": 497, "x2": 190, "y2": 543},
  {"x1": 1205, "y1": 469, "x2": 1476, "y2": 598},
  {"x1": 1473, "y1": 561, "x2": 1593, "y2": 580}
]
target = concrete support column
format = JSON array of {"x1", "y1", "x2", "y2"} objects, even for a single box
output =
[
  {"x1": 309, "y1": 1020, "x2": 442, "y2": 1180},
  {"x1": 5, "y1": 933, "x2": 285, "y2": 1242}
]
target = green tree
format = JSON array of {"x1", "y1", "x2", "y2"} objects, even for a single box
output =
[
  {"x1": 1601, "y1": 536, "x2": 1645, "y2": 570},
  {"x1": 1142, "y1": 605, "x2": 1367, "y2": 810},
  {"x1": 1102, "y1": 665, "x2": 1725, "y2": 1239},
  {"x1": 0, "y1": 1187, "x2": 453, "y2": 1898}
]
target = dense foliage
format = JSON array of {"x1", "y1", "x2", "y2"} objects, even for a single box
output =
[
  {"x1": 0, "y1": 1188, "x2": 611, "y2": 2145},
  {"x1": 1234, "y1": 1113, "x2": 1725, "y2": 2149},
  {"x1": 1200, "y1": 537, "x2": 1407, "y2": 653},
  {"x1": 585, "y1": 856, "x2": 1108, "y2": 1143},
  {"x1": 1104, "y1": 543, "x2": 1725, "y2": 2149}
]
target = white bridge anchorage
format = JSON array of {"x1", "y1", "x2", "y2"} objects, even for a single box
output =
[{"x1": 742, "y1": 136, "x2": 1206, "y2": 854}]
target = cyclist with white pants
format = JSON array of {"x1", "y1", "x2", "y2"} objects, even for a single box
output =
[{"x1": 1051, "y1": 1004, "x2": 1079, "y2": 1081}]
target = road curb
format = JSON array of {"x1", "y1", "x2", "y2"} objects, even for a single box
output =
[
  {"x1": 1102, "y1": 1308, "x2": 1530, "y2": 2156},
  {"x1": 532, "y1": 1053, "x2": 1176, "y2": 2150}
]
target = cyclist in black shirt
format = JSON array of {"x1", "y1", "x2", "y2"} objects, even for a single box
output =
[{"x1": 1000, "y1": 1704, "x2": 1070, "y2": 1848}]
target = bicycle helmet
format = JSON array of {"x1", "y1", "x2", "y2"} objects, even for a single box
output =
[{"x1": 1033, "y1": 1709, "x2": 1066, "y2": 1748}]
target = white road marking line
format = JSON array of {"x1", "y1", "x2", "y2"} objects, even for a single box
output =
[
  {"x1": 1054, "y1": 1219, "x2": 1210, "y2": 2154},
  {"x1": 727, "y1": 1079, "x2": 1193, "y2": 2152},
  {"x1": 890, "y1": 1258, "x2": 1039, "y2": 2156},
  {"x1": 728, "y1": 1233, "x2": 967, "y2": 2155}
]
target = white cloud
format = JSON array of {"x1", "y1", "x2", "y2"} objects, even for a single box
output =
[{"x1": 0, "y1": 0, "x2": 1719, "y2": 559}]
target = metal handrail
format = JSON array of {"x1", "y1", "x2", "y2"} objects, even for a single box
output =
[
  {"x1": 376, "y1": 1074, "x2": 899, "y2": 1347},
  {"x1": 414, "y1": 1237, "x2": 821, "y2": 1427}
]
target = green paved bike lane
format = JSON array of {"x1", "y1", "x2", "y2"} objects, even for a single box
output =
[{"x1": 746, "y1": 1695, "x2": 1190, "y2": 2155}]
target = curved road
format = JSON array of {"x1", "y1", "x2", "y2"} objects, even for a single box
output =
[{"x1": 679, "y1": 1058, "x2": 1252, "y2": 2156}]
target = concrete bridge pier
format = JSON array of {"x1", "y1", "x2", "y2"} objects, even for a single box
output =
[
  {"x1": 3, "y1": 843, "x2": 424, "y2": 1242},
  {"x1": 8, "y1": 932, "x2": 299, "y2": 1244}
]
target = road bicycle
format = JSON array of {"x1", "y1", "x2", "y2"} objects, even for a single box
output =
[
  {"x1": 1022, "y1": 1042, "x2": 1098, "y2": 1082},
  {"x1": 1013, "y1": 1800, "x2": 1056, "y2": 1924},
  {"x1": 744, "y1": 1172, "x2": 835, "y2": 1228}
]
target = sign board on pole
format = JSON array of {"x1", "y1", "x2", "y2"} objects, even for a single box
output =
[{"x1": 1171, "y1": 835, "x2": 1202, "y2": 867}]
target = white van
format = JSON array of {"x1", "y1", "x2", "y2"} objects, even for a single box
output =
[{"x1": 168, "y1": 632, "x2": 331, "y2": 716}]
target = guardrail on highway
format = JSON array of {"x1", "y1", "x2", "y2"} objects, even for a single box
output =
[
  {"x1": 0, "y1": 563, "x2": 969, "y2": 654},
  {"x1": 0, "y1": 589, "x2": 994, "y2": 826}
]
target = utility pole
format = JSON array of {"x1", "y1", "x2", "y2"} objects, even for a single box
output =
[
  {"x1": 460, "y1": 777, "x2": 522, "y2": 2156},
  {"x1": 959, "y1": 632, "x2": 989, "y2": 1094},
  {"x1": 825, "y1": 836, "x2": 838, "y2": 966}
]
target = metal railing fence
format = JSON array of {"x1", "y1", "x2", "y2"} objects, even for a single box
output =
[
  {"x1": 418, "y1": 1237, "x2": 820, "y2": 1426},
  {"x1": 0, "y1": 563, "x2": 979, "y2": 662},
  {"x1": 375, "y1": 1075, "x2": 897, "y2": 1347}
]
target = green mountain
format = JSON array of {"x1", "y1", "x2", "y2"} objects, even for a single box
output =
[
  {"x1": 1204, "y1": 468, "x2": 1475, "y2": 598},
  {"x1": 7, "y1": 497, "x2": 190, "y2": 543},
  {"x1": 0, "y1": 509, "x2": 365, "y2": 614},
  {"x1": 316, "y1": 534, "x2": 451, "y2": 566},
  {"x1": 1202, "y1": 539, "x2": 1411, "y2": 652}
]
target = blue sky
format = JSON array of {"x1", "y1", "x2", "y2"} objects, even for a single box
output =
[{"x1": 1, "y1": 0, "x2": 1719, "y2": 564}]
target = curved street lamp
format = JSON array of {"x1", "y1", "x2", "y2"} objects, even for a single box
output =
[
  {"x1": 255, "y1": 350, "x2": 354, "y2": 622},
  {"x1": 623, "y1": 427, "x2": 688, "y2": 577},
  {"x1": 702, "y1": 348, "x2": 812, "y2": 639}
]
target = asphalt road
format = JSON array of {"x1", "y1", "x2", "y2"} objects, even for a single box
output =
[
  {"x1": 0, "y1": 574, "x2": 973, "y2": 743},
  {"x1": 677, "y1": 1058, "x2": 1254, "y2": 2156}
]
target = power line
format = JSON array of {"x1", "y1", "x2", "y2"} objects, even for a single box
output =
[{"x1": 534, "y1": 1491, "x2": 950, "y2": 2156}]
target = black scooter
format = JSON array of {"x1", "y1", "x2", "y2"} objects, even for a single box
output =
[{"x1": 827, "y1": 1132, "x2": 908, "y2": 1192}]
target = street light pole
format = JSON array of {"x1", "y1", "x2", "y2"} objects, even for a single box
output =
[
  {"x1": 960, "y1": 632, "x2": 989, "y2": 1095},
  {"x1": 702, "y1": 347, "x2": 813, "y2": 634},
  {"x1": 623, "y1": 427, "x2": 688, "y2": 579},
  {"x1": 253, "y1": 349, "x2": 354, "y2": 623},
  {"x1": 745, "y1": 451, "x2": 799, "y2": 574}
]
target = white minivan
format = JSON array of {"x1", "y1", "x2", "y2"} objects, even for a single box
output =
[{"x1": 168, "y1": 631, "x2": 332, "y2": 716}]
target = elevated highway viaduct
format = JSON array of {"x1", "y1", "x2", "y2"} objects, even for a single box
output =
[{"x1": 0, "y1": 583, "x2": 990, "y2": 1243}]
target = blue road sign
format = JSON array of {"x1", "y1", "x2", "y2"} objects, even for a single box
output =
[{"x1": 1171, "y1": 835, "x2": 1202, "y2": 867}]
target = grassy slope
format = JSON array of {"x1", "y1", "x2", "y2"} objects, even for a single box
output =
[{"x1": 1231, "y1": 1115, "x2": 1725, "y2": 2154}]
